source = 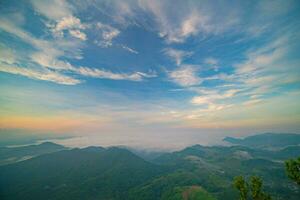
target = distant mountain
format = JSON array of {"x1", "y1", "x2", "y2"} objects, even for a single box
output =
[
  {"x1": 0, "y1": 147, "x2": 164, "y2": 200},
  {"x1": 0, "y1": 129, "x2": 71, "y2": 147},
  {"x1": 0, "y1": 142, "x2": 66, "y2": 165},
  {"x1": 223, "y1": 133, "x2": 300, "y2": 149}
]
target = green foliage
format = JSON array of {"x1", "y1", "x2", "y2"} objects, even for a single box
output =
[
  {"x1": 285, "y1": 157, "x2": 300, "y2": 185},
  {"x1": 250, "y1": 176, "x2": 262, "y2": 199},
  {"x1": 233, "y1": 176, "x2": 248, "y2": 200},
  {"x1": 233, "y1": 176, "x2": 272, "y2": 200},
  {"x1": 250, "y1": 176, "x2": 271, "y2": 200}
]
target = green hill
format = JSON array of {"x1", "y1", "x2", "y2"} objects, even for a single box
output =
[{"x1": 0, "y1": 147, "x2": 164, "y2": 200}]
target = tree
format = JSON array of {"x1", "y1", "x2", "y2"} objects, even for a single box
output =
[
  {"x1": 250, "y1": 176, "x2": 271, "y2": 200},
  {"x1": 233, "y1": 176, "x2": 248, "y2": 200},
  {"x1": 285, "y1": 157, "x2": 300, "y2": 185},
  {"x1": 233, "y1": 176, "x2": 272, "y2": 200},
  {"x1": 250, "y1": 176, "x2": 262, "y2": 200}
]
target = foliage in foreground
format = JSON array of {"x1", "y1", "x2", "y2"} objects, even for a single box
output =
[
  {"x1": 285, "y1": 157, "x2": 300, "y2": 185},
  {"x1": 233, "y1": 176, "x2": 271, "y2": 200}
]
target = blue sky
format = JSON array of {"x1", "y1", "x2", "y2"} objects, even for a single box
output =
[{"x1": 0, "y1": 0, "x2": 300, "y2": 149}]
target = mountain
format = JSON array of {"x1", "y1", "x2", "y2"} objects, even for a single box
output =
[
  {"x1": 0, "y1": 147, "x2": 164, "y2": 200},
  {"x1": 223, "y1": 133, "x2": 300, "y2": 149},
  {"x1": 1, "y1": 134, "x2": 300, "y2": 200},
  {"x1": 0, "y1": 142, "x2": 66, "y2": 165},
  {"x1": 151, "y1": 144, "x2": 299, "y2": 200}
]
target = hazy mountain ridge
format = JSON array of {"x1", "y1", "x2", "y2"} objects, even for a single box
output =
[
  {"x1": 223, "y1": 133, "x2": 300, "y2": 149},
  {"x1": 0, "y1": 142, "x2": 66, "y2": 165}
]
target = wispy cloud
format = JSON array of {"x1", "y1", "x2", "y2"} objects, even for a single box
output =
[
  {"x1": 163, "y1": 48, "x2": 193, "y2": 65},
  {"x1": 30, "y1": 0, "x2": 73, "y2": 20},
  {"x1": 77, "y1": 67, "x2": 156, "y2": 81},
  {"x1": 204, "y1": 57, "x2": 218, "y2": 65},
  {"x1": 187, "y1": 31, "x2": 300, "y2": 119},
  {"x1": 234, "y1": 34, "x2": 300, "y2": 94},
  {"x1": 0, "y1": 8, "x2": 155, "y2": 84},
  {"x1": 89, "y1": 0, "x2": 298, "y2": 44},
  {"x1": 0, "y1": 63, "x2": 81, "y2": 85},
  {"x1": 168, "y1": 65, "x2": 201, "y2": 87},
  {"x1": 121, "y1": 45, "x2": 139, "y2": 54},
  {"x1": 191, "y1": 89, "x2": 240, "y2": 106}
]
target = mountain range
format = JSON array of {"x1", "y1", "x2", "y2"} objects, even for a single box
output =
[{"x1": 0, "y1": 133, "x2": 299, "y2": 200}]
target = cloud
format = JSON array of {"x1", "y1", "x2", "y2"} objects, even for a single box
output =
[
  {"x1": 188, "y1": 31, "x2": 300, "y2": 112},
  {"x1": 0, "y1": 18, "x2": 155, "y2": 84},
  {"x1": 168, "y1": 65, "x2": 201, "y2": 87},
  {"x1": 77, "y1": 67, "x2": 156, "y2": 81},
  {"x1": 90, "y1": 0, "x2": 297, "y2": 44},
  {"x1": 138, "y1": 1, "x2": 204, "y2": 43},
  {"x1": 31, "y1": 0, "x2": 87, "y2": 41},
  {"x1": 94, "y1": 22, "x2": 120, "y2": 47},
  {"x1": 243, "y1": 99, "x2": 264, "y2": 106},
  {"x1": 121, "y1": 45, "x2": 139, "y2": 54},
  {"x1": 234, "y1": 34, "x2": 300, "y2": 94},
  {"x1": 136, "y1": 0, "x2": 240, "y2": 43},
  {"x1": 190, "y1": 96, "x2": 210, "y2": 105},
  {"x1": 68, "y1": 29, "x2": 87, "y2": 41},
  {"x1": 168, "y1": 11, "x2": 209, "y2": 43},
  {"x1": 187, "y1": 30, "x2": 300, "y2": 111},
  {"x1": 91, "y1": 1, "x2": 214, "y2": 43},
  {"x1": 54, "y1": 16, "x2": 85, "y2": 31},
  {"x1": 0, "y1": 63, "x2": 81, "y2": 85},
  {"x1": 163, "y1": 48, "x2": 193, "y2": 65},
  {"x1": 0, "y1": 45, "x2": 16, "y2": 65},
  {"x1": 191, "y1": 89, "x2": 240, "y2": 106},
  {"x1": 30, "y1": 52, "x2": 77, "y2": 72},
  {"x1": 30, "y1": 51, "x2": 155, "y2": 82},
  {"x1": 50, "y1": 16, "x2": 87, "y2": 40},
  {"x1": 30, "y1": 0, "x2": 73, "y2": 20},
  {"x1": 204, "y1": 57, "x2": 218, "y2": 65}
]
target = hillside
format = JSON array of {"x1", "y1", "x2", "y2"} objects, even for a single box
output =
[
  {"x1": 152, "y1": 144, "x2": 300, "y2": 200},
  {"x1": 0, "y1": 147, "x2": 164, "y2": 200}
]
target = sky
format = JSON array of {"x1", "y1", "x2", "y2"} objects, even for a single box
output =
[{"x1": 0, "y1": 0, "x2": 300, "y2": 150}]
